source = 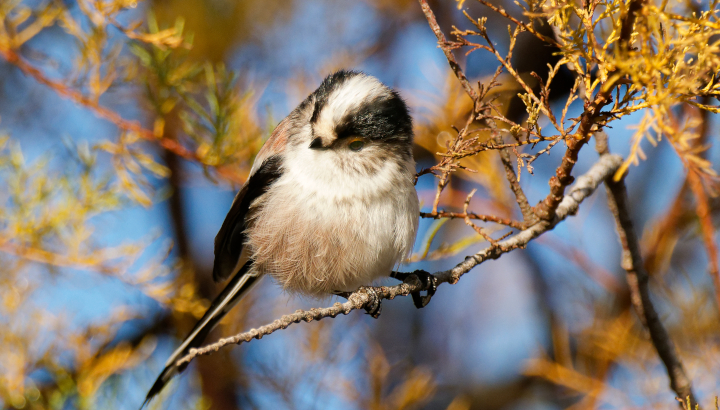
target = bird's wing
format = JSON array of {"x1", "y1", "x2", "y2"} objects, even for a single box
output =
[
  {"x1": 142, "y1": 119, "x2": 292, "y2": 408},
  {"x1": 142, "y1": 156, "x2": 281, "y2": 407},
  {"x1": 212, "y1": 117, "x2": 291, "y2": 282}
]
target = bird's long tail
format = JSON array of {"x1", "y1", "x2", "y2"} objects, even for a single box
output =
[{"x1": 142, "y1": 261, "x2": 260, "y2": 408}]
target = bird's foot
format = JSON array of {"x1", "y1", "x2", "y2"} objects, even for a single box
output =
[
  {"x1": 390, "y1": 270, "x2": 437, "y2": 308},
  {"x1": 333, "y1": 290, "x2": 351, "y2": 299},
  {"x1": 360, "y1": 286, "x2": 382, "y2": 318},
  {"x1": 333, "y1": 288, "x2": 382, "y2": 318}
]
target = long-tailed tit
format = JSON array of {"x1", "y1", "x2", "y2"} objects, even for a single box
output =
[{"x1": 142, "y1": 70, "x2": 436, "y2": 405}]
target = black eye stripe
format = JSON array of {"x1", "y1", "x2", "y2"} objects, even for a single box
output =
[
  {"x1": 333, "y1": 92, "x2": 412, "y2": 142},
  {"x1": 309, "y1": 137, "x2": 325, "y2": 149},
  {"x1": 298, "y1": 70, "x2": 413, "y2": 145}
]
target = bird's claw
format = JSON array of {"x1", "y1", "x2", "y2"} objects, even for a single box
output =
[
  {"x1": 361, "y1": 287, "x2": 382, "y2": 318},
  {"x1": 391, "y1": 270, "x2": 437, "y2": 309},
  {"x1": 333, "y1": 288, "x2": 382, "y2": 318}
]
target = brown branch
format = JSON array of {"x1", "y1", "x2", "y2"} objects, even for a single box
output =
[
  {"x1": 418, "y1": 0, "x2": 478, "y2": 102},
  {"x1": 605, "y1": 174, "x2": 699, "y2": 409},
  {"x1": 0, "y1": 47, "x2": 244, "y2": 184},
  {"x1": 532, "y1": 0, "x2": 647, "y2": 221},
  {"x1": 494, "y1": 133, "x2": 537, "y2": 225},
  {"x1": 643, "y1": 97, "x2": 720, "y2": 307},
  {"x1": 531, "y1": 94, "x2": 607, "y2": 220},
  {"x1": 175, "y1": 154, "x2": 623, "y2": 368},
  {"x1": 420, "y1": 211, "x2": 524, "y2": 230},
  {"x1": 474, "y1": 0, "x2": 561, "y2": 48},
  {"x1": 419, "y1": 0, "x2": 539, "y2": 227},
  {"x1": 462, "y1": 189, "x2": 498, "y2": 245},
  {"x1": 429, "y1": 111, "x2": 476, "y2": 214}
]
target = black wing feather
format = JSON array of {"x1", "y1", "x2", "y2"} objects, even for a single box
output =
[
  {"x1": 141, "y1": 262, "x2": 259, "y2": 408},
  {"x1": 212, "y1": 155, "x2": 282, "y2": 282},
  {"x1": 142, "y1": 156, "x2": 282, "y2": 408}
]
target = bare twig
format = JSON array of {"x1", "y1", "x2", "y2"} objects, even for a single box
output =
[
  {"x1": 429, "y1": 111, "x2": 476, "y2": 214},
  {"x1": 494, "y1": 133, "x2": 536, "y2": 225},
  {"x1": 435, "y1": 134, "x2": 559, "y2": 159},
  {"x1": 418, "y1": 0, "x2": 478, "y2": 102},
  {"x1": 474, "y1": 0, "x2": 561, "y2": 48},
  {"x1": 605, "y1": 173, "x2": 699, "y2": 409},
  {"x1": 462, "y1": 189, "x2": 498, "y2": 245},
  {"x1": 175, "y1": 154, "x2": 623, "y2": 368},
  {"x1": 419, "y1": 0, "x2": 541, "y2": 227},
  {"x1": 420, "y1": 210, "x2": 524, "y2": 230}
]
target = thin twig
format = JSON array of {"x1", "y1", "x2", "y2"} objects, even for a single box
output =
[
  {"x1": 175, "y1": 154, "x2": 623, "y2": 368},
  {"x1": 430, "y1": 111, "x2": 476, "y2": 214},
  {"x1": 418, "y1": 0, "x2": 539, "y2": 227},
  {"x1": 418, "y1": 0, "x2": 478, "y2": 102},
  {"x1": 462, "y1": 189, "x2": 498, "y2": 245},
  {"x1": 435, "y1": 134, "x2": 559, "y2": 158},
  {"x1": 420, "y1": 211, "x2": 524, "y2": 230},
  {"x1": 474, "y1": 0, "x2": 561, "y2": 48},
  {"x1": 494, "y1": 133, "x2": 537, "y2": 225}
]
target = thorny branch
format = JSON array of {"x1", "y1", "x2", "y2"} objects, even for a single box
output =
[{"x1": 176, "y1": 154, "x2": 623, "y2": 368}]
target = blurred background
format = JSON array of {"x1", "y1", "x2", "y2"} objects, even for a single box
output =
[{"x1": 0, "y1": 0, "x2": 719, "y2": 409}]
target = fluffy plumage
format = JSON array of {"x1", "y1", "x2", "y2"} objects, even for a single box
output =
[{"x1": 142, "y1": 70, "x2": 419, "y2": 406}]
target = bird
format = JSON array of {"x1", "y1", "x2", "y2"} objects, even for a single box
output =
[{"x1": 142, "y1": 70, "x2": 436, "y2": 406}]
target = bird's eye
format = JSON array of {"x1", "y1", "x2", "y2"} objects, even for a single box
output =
[{"x1": 348, "y1": 139, "x2": 365, "y2": 151}]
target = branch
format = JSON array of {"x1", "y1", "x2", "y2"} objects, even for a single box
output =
[
  {"x1": 175, "y1": 153, "x2": 623, "y2": 368},
  {"x1": 418, "y1": 0, "x2": 478, "y2": 102},
  {"x1": 418, "y1": 0, "x2": 537, "y2": 225},
  {"x1": 532, "y1": 0, "x2": 648, "y2": 221},
  {"x1": 474, "y1": 0, "x2": 561, "y2": 48},
  {"x1": 0, "y1": 47, "x2": 244, "y2": 184},
  {"x1": 420, "y1": 210, "x2": 524, "y2": 230},
  {"x1": 494, "y1": 133, "x2": 537, "y2": 225},
  {"x1": 605, "y1": 174, "x2": 699, "y2": 408}
]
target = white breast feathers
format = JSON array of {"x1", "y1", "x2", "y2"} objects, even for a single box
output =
[{"x1": 244, "y1": 146, "x2": 419, "y2": 296}]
